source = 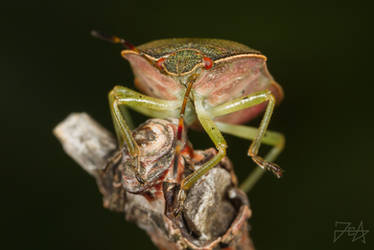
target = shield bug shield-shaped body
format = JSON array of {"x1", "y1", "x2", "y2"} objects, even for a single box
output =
[{"x1": 92, "y1": 31, "x2": 285, "y2": 193}]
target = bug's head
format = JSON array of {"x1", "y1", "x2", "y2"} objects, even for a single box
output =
[{"x1": 153, "y1": 49, "x2": 213, "y2": 77}]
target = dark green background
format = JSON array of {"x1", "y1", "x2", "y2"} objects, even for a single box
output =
[{"x1": 2, "y1": 1, "x2": 373, "y2": 249}]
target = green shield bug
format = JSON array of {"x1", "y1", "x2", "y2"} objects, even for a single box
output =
[{"x1": 92, "y1": 31, "x2": 285, "y2": 194}]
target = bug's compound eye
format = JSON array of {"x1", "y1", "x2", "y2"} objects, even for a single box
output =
[
  {"x1": 203, "y1": 57, "x2": 213, "y2": 70},
  {"x1": 156, "y1": 58, "x2": 166, "y2": 71}
]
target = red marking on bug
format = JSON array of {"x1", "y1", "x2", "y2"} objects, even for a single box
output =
[
  {"x1": 203, "y1": 57, "x2": 213, "y2": 70},
  {"x1": 177, "y1": 118, "x2": 184, "y2": 141},
  {"x1": 156, "y1": 58, "x2": 165, "y2": 70},
  {"x1": 122, "y1": 40, "x2": 138, "y2": 52}
]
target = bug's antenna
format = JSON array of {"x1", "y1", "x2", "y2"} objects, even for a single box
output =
[{"x1": 91, "y1": 30, "x2": 139, "y2": 52}]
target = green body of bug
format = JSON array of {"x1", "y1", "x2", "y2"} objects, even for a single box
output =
[{"x1": 93, "y1": 32, "x2": 285, "y2": 193}]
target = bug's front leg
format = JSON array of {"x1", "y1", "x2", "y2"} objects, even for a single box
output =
[
  {"x1": 109, "y1": 85, "x2": 179, "y2": 182},
  {"x1": 210, "y1": 89, "x2": 284, "y2": 180},
  {"x1": 180, "y1": 94, "x2": 227, "y2": 192}
]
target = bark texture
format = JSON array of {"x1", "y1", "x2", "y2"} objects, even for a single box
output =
[{"x1": 54, "y1": 113, "x2": 255, "y2": 250}]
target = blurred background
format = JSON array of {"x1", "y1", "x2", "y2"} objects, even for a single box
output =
[{"x1": 2, "y1": 1, "x2": 373, "y2": 249}]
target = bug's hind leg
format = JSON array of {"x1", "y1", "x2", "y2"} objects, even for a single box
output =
[{"x1": 216, "y1": 122, "x2": 285, "y2": 192}]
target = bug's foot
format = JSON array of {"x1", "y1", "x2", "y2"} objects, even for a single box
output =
[
  {"x1": 173, "y1": 189, "x2": 186, "y2": 217},
  {"x1": 163, "y1": 183, "x2": 186, "y2": 217},
  {"x1": 251, "y1": 155, "x2": 283, "y2": 178},
  {"x1": 135, "y1": 173, "x2": 145, "y2": 185},
  {"x1": 129, "y1": 154, "x2": 146, "y2": 185}
]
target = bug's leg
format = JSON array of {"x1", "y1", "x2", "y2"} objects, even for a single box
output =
[
  {"x1": 210, "y1": 89, "x2": 283, "y2": 178},
  {"x1": 180, "y1": 95, "x2": 227, "y2": 191},
  {"x1": 109, "y1": 85, "x2": 179, "y2": 146},
  {"x1": 174, "y1": 74, "x2": 198, "y2": 178},
  {"x1": 216, "y1": 122, "x2": 285, "y2": 192},
  {"x1": 174, "y1": 97, "x2": 227, "y2": 215},
  {"x1": 109, "y1": 85, "x2": 179, "y2": 182}
]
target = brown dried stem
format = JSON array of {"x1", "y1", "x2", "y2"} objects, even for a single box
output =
[{"x1": 54, "y1": 113, "x2": 255, "y2": 250}]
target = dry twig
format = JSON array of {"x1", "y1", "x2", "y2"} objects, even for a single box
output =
[{"x1": 54, "y1": 113, "x2": 255, "y2": 250}]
